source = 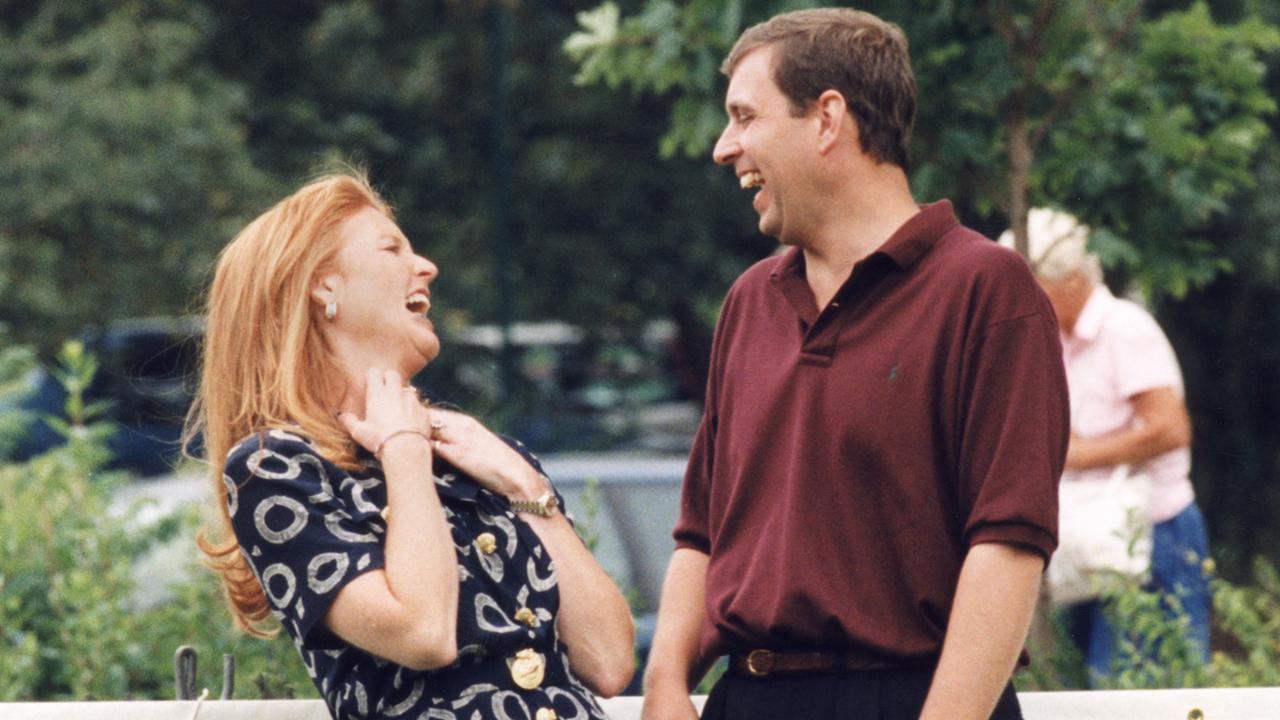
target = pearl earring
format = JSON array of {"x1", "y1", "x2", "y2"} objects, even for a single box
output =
[{"x1": 324, "y1": 301, "x2": 338, "y2": 320}]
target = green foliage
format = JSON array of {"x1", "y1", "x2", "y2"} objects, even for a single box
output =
[
  {"x1": 565, "y1": 0, "x2": 744, "y2": 158},
  {"x1": 0, "y1": 343, "x2": 313, "y2": 700},
  {"x1": 1, "y1": 342, "x2": 152, "y2": 698},
  {"x1": 0, "y1": 0, "x2": 272, "y2": 353},
  {"x1": 1045, "y1": 2, "x2": 1280, "y2": 297},
  {"x1": 0, "y1": 337, "x2": 37, "y2": 457},
  {"x1": 565, "y1": 0, "x2": 1279, "y2": 297},
  {"x1": 1205, "y1": 558, "x2": 1280, "y2": 686},
  {"x1": 1019, "y1": 557, "x2": 1280, "y2": 690},
  {"x1": 130, "y1": 511, "x2": 316, "y2": 701},
  {"x1": 574, "y1": 476, "x2": 604, "y2": 553}
]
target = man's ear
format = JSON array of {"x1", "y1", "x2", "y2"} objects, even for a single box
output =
[{"x1": 816, "y1": 89, "x2": 853, "y2": 155}]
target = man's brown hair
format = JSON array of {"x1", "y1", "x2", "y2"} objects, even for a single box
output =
[{"x1": 723, "y1": 8, "x2": 916, "y2": 170}]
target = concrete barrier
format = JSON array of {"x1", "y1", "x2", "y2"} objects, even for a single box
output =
[{"x1": 3, "y1": 688, "x2": 1280, "y2": 719}]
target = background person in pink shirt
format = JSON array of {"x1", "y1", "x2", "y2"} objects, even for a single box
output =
[{"x1": 1001, "y1": 208, "x2": 1211, "y2": 680}]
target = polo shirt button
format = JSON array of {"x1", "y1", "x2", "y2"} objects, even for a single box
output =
[
  {"x1": 535, "y1": 709, "x2": 557, "y2": 720},
  {"x1": 476, "y1": 532, "x2": 498, "y2": 555},
  {"x1": 514, "y1": 607, "x2": 537, "y2": 626}
]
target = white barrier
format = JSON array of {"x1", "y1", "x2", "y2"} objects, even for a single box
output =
[{"x1": 2, "y1": 689, "x2": 1280, "y2": 720}]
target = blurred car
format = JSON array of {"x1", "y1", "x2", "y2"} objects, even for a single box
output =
[
  {"x1": 4, "y1": 317, "x2": 699, "y2": 474},
  {"x1": 3, "y1": 317, "x2": 202, "y2": 476},
  {"x1": 417, "y1": 319, "x2": 700, "y2": 454}
]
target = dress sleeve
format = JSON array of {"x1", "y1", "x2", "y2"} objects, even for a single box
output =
[
  {"x1": 956, "y1": 311, "x2": 1068, "y2": 563},
  {"x1": 225, "y1": 432, "x2": 386, "y2": 643}
]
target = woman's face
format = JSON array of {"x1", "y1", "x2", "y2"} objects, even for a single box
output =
[{"x1": 321, "y1": 206, "x2": 441, "y2": 378}]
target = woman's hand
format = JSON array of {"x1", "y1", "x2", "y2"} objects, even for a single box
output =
[
  {"x1": 325, "y1": 367, "x2": 460, "y2": 670},
  {"x1": 428, "y1": 407, "x2": 638, "y2": 694},
  {"x1": 426, "y1": 408, "x2": 543, "y2": 499},
  {"x1": 338, "y1": 368, "x2": 432, "y2": 456}
]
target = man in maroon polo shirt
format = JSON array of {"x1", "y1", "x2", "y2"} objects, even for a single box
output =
[{"x1": 640, "y1": 9, "x2": 1068, "y2": 720}]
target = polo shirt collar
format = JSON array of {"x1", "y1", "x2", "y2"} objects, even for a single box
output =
[
  {"x1": 1070, "y1": 284, "x2": 1114, "y2": 343},
  {"x1": 877, "y1": 200, "x2": 959, "y2": 269},
  {"x1": 769, "y1": 199, "x2": 959, "y2": 283}
]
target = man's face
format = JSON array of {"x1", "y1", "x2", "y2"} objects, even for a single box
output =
[
  {"x1": 712, "y1": 45, "x2": 818, "y2": 243},
  {"x1": 1036, "y1": 272, "x2": 1092, "y2": 334}
]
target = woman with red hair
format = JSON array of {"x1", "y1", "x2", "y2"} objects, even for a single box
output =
[{"x1": 185, "y1": 172, "x2": 634, "y2": 720}]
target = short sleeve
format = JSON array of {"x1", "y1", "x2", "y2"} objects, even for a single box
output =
[
  {"x1": 225, "y1": 431, "x2": 385, "y2": 642},
  {"x1": 672, "y1": 283, "x2": 739, "y2": 556},
  {"x1": 956, "y1": 312, "x2": 1069, "y2": 563},
  {"x1": 1108, "y1": 305, "x2": 1184, "y2": 400}
]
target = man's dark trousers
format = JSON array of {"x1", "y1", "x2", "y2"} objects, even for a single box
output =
[{"x1": 700, "y1": 667, "x2": 1022, "y2": 719}]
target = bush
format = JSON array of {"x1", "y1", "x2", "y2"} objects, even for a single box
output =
[
  {"x1": 1020, "y1": 558, "x2": 1280, "y2": 690},
  {"x1": 0, "y1": 341, "x2": 313, "y2": 701}
]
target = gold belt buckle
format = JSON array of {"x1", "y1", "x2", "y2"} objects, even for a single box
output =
[{"x1": 745, "y1": 649, "x2": 772, "y2": 677}]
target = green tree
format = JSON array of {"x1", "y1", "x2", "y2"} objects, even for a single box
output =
[
  {"x1": 193, "y1": 0, "x2": 764, "y2": 400},
  {"x1": 0, "y1": 0, "x2": 272, "y2": 353},
  {"x1": 565, "y1": 0, "x2": 1278, "y2": 296},
  {"x1": 1155, "y1": 0, "x2": 1280, "y2": 574}
]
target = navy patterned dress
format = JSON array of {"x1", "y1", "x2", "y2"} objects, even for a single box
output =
[{"x1": 224, "y1": 429, "x2": 608, "y2": 720}]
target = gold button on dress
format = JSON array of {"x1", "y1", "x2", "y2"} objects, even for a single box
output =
[
  {"x1": 476, "y1": 532, "x2": 498, "y2": 555},
  {"x1": 510, "y1": 648, "x2": 545, "y2": 690},
  {"x1": 535, "y1": 709, "x2": 558, "y2": 720},
  {"x1": 514, "y1": 607, "x2": 537, "y2": 626}
]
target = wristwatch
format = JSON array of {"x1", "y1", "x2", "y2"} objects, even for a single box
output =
[{"x1": 507, "y1": 476, "x2": 559, "y2": 517}]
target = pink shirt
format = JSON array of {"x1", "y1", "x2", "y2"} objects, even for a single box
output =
[{"x1": 1061, "y1": 285, "x2": 1194, "y2": 523}]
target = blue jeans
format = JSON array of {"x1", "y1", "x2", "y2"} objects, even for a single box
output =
[{"x1": 1065, "y1": 502, "x2": 1211, "y2": 681}]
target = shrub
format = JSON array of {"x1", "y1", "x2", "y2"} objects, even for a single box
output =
[
  {"x1": 1020, "y1": 557, "x2": 1280, "y2": 690},
  {"x1": 0, "y1": 341, "x2": 312, "y2": 700}
]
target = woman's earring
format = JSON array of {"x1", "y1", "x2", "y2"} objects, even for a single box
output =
[{"x1": 324, "y1": 301, "x2": 338, "y2": 320}]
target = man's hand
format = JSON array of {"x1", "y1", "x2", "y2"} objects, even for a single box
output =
[
  {"x1": 641, "y1": 549, "x2": 712, "y2": 720},
  {"x1": 640, "y1": 684, "x2": 700, "y2": 720}
]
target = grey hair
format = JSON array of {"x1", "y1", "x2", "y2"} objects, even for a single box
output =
[{"x1": 997, "y1": 207, "x2": 1102, "y2": 283}]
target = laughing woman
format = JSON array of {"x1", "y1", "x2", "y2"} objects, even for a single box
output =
[{"x1": 185, "y1": 173, "x2": 634, "y2": 720}]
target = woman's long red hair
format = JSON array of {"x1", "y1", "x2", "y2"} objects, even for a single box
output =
[{"x1": 184, "y1": 172, "x2": 391, "y2": 636}]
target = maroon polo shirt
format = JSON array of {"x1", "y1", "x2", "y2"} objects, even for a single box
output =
[{"x1": 674, "y1": 200, "x2": 1068, "y2": 663}]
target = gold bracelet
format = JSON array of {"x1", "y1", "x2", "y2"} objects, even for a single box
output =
[{"x1": 374, "y1": 428, "x2": 431, "y2": 460}]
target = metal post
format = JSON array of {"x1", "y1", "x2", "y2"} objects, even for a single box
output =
[
  {"x1": 221, "y1": 653, "x2": 236, "y2": 700},
  {"x1": 174, "y1": 645, "x2": 197, "y2": 700}
]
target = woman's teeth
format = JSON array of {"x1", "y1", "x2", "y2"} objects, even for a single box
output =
[
  {"x1": 405, "y1": 292, "x2": 431, "y2": 315},
  {"x1": 740, "y1": 171, "x2": 765, "y2": 190}
]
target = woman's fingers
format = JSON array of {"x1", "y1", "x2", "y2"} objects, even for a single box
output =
[
  {"x1": 421, "y1": 410, "x2": 530, "y2": 494},
  {"x1": 338, "y1": 410, "x2": 380, "y2": 453}
]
